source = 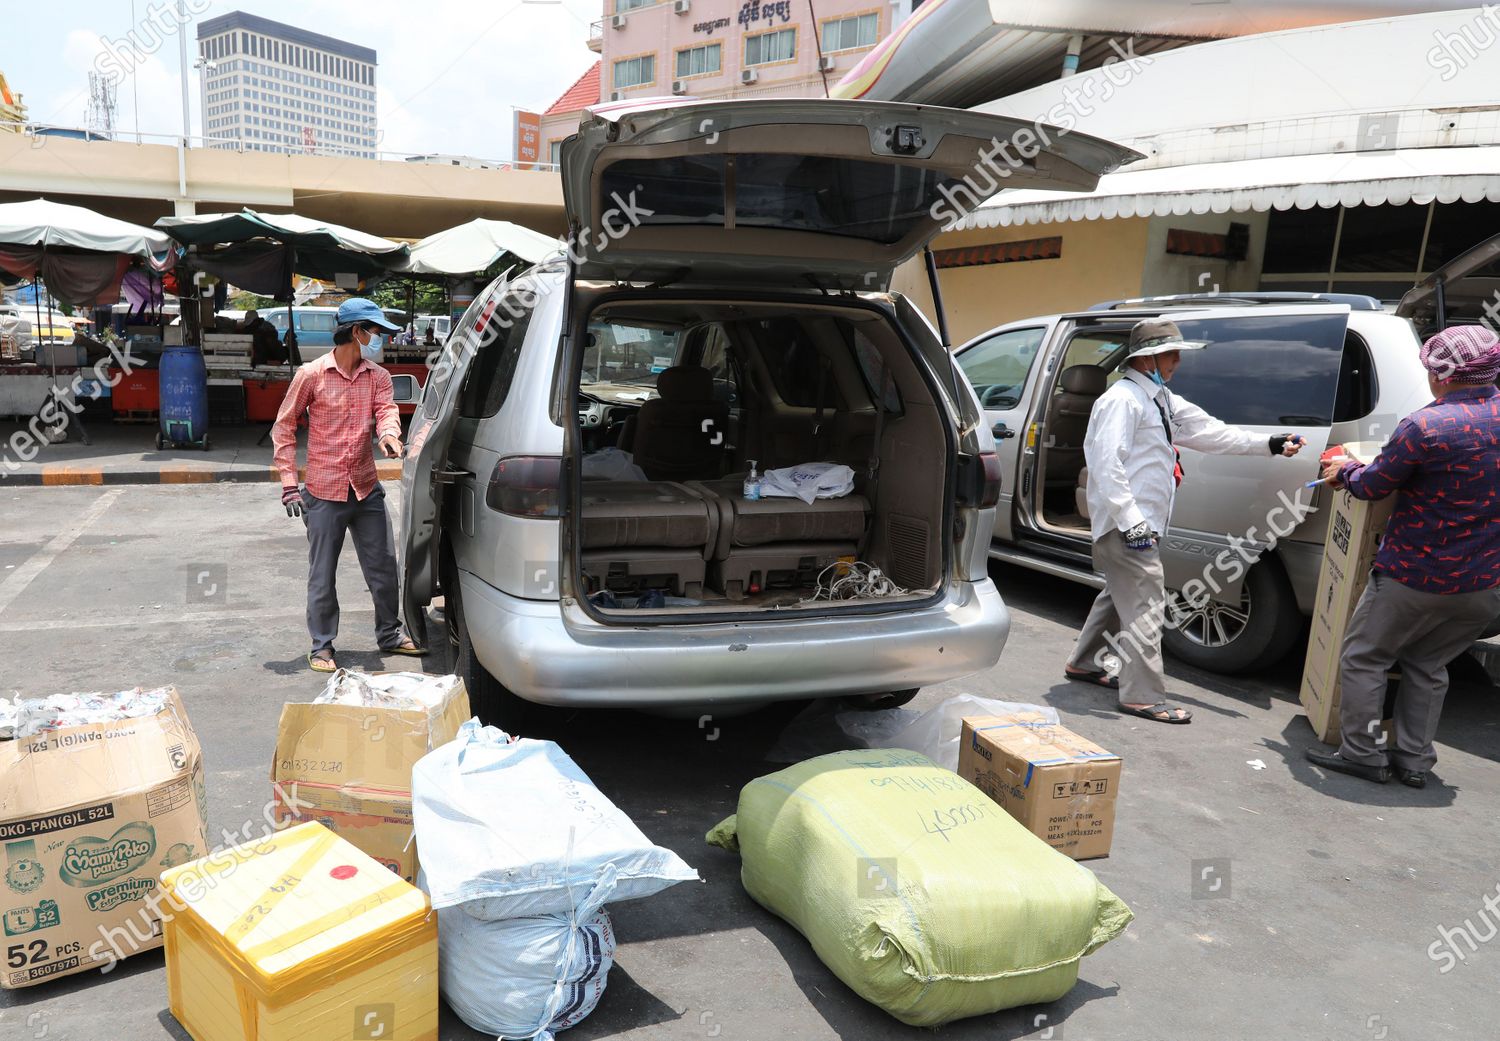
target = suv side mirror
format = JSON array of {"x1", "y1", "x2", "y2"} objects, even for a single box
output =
[{"x1": 391, "y1": 373, "x2": 420, "y2": 405}]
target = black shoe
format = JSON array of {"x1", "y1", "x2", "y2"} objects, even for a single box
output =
[
  {"x1": 1305, "y1": 748, "x2": 1390, "y2": 784},
  {"x1": 1394, "y1": 767, "x2": 1428, "y2": 789}
]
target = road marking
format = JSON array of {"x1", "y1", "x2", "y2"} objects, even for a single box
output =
[{"x1": 0, "y1": 489, "x2": 122, "y2": 616}]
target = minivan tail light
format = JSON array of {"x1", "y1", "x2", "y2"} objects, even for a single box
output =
[
  {"x1": 486, "y1": 456, "x2": 562, "y2": 517},
  {"x1": 956, "y1": 451, "x2": 1002, "y2": 510}
]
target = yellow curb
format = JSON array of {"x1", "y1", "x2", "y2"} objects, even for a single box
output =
[{"x1": 40, "y1": 467, "x2": 103, "y2": 486}]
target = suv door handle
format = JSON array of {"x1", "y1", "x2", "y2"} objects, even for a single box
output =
[
  {"x1": 993, "y1": 423, "x2": 1016, "y2": 440},
  {"x1": 431, "y1": 465, "x2": 474, "y2": 487}
]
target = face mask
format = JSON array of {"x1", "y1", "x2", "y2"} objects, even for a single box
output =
[
  {"x1": 359, "y1": 331, "x2": 384, "y2": 358},
  {"x1": 1148, "y1": 367, "x2": 1166, "y2": 387}
]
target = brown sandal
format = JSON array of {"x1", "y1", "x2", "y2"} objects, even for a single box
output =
[{"x1": 1119, "y1": 702, "x2": 1192, "y2": 724}]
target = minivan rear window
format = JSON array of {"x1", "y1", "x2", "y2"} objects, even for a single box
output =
[
  {"x1": 1167, "y1": 313, "x2": 1347, "y2": 427},
  {"x1": 600, "y1": 154, "x2": 962, "y2": 244}
]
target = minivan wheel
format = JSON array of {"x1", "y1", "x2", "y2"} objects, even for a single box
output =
[
  {"x1": 1162, "y1": 558, "x2": 1301, "y2": 675},
  {"x1": 444, "y1": 557, "x2": 530, "y2": 733},
  {"x1": 843, "y1": 689, "x2": 920, "y2": 711}
]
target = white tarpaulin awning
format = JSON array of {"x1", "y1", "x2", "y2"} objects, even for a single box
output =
[
  {"x1": 961, "y1": 147, "x2": 1500, "y2": 229},
  {"x1": 400, "y1": 218, "x2": 559, "y2": 276},
  {"x1": 0, "y1": 197, "x2": 174, "y2": 259}
]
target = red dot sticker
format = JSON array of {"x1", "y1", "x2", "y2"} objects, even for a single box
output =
[{"x1": 330, "y1": 865, "x2": 358, "y2": 880}]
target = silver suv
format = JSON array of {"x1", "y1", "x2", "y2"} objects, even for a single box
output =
[
  {"x1": 954, "y1": 294, "x2": 1434, "y2": 674},
  {"x1": 398, "y1": 98, "x2": 1134, "y2": 722}
]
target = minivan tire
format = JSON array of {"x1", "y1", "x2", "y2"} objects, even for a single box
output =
[
  {"x1": 1162, "y1": 557, "x2": 1301, "y2": 675},
  {"x1": 443, "y1": 552, "x2": 529, "y2": 732}
]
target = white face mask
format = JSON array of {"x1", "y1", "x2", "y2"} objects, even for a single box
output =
[{"x1": 358, "y1": 329, "x2": 384, "y2": 358}]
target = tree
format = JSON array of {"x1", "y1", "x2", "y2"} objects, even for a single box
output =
[{"x1": 372, "y1": 280, "x2": 447, "y2": 319}]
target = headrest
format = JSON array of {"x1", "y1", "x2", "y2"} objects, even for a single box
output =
[
  {"x1": 656, "y1": 365, "x2": 713, "y2": 401},
  {"x1": 1059, "y1": 365, "x2": 1107, "y2": 396}
]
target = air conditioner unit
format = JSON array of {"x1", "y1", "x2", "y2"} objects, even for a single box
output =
[
  {"x1": 817, "y1": 55, "x2": 836, "y2": 72},
  {"x1": 740, "y1": 68, "x2": 759, "y2": 84},
  {"x1": 671, "y1": 79, "x2": 688, "y2": 95},
  {"x1": 608, "y1": 90, "x2": 624, "y2": 101},
  {"x1": 610, "y1": 13, "x2": 626, "y2": 28},
  {"x1": 673, "y1": 0, "x2": 690, "y2": 12}
]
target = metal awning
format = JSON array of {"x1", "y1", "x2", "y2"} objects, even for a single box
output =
[{"x1": 959, "y1": 147, "x2": 1500, "y2": 229}]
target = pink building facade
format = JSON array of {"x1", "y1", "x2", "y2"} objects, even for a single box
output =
[{"x1": 540, "y1": 0, "x2": 891, "y2": 165}]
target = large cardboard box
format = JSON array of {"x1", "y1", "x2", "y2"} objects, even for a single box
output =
[
  {"x1": 161, "y1": 821, "x2": 438, "y2": 1041},
  {"x1": 269, "y1": 678, "x2": 469, "y2": 885},
  {"x1": 956, "y1": 714, "x2": 1122, "y2": 860},
  {"x1": 1299, "y1": 443, "x2": 1398, "y2": 745},
  {"x1": 0, "y1": 688, "x2": 208, "y2": 989}
]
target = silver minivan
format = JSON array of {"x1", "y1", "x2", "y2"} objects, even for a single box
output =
[
  {"x1": 954, "y1": 294, "x2": 1434, "y2": 674},
  {"x1": 399, "y1": 98, "x2": 1136, "y2": 722}
]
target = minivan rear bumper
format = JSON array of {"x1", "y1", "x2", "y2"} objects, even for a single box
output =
[{"x1": 459, "y1": 571, "x2": 1009, "y2": 708}]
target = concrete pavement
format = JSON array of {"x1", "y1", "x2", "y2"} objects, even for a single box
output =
[{"x1": 0, "y1": 483, "x2": 1497, "y2": 1041}]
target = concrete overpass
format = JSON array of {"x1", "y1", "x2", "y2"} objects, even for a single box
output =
[{"x1": 0, "y1": 132, "x2": 565, "y2": 240}]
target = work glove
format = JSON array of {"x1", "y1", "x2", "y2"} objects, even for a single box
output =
[
  {"x1": 1269, "y1": 433, "x2": 1306, "y2": 456},
  {"x1": 1121, "y1": 521, "x2": 1157, "y2": 551},
  {"x1": 282, "y1": 486, "x2": 304, "y2": 518}
]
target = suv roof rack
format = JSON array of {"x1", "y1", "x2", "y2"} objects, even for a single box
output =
[{"x1": 1088, "y1": 291, "x2": 1384, "y2": 312}]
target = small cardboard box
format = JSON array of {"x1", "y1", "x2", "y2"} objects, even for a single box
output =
[
  {"x1": 1299, "y1": 443, "x2": 1397, "y2": 745},
  {"x1": 957, "y1": 714, "x2": 1122, "y2": 860},
  {"x1": 161, "y1": 821, "x2": 438, "y2": 1041},
  {"x1": 269, "y1": 678, "x2": 469, "y2": 884},
  {"x1": 0, "y1": 688, "x2": 208, "y2": 989}
]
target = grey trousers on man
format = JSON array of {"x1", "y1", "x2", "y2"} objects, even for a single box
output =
[
  {"x1": 1068, "y1": 534, "x2": 1169, "y2": 705},
  {"x1": 1338, "y1": 570, "x2": 1500, "y2": 771},
  {"x1": 300, "y1": 484, "x2": 403, "y2": 653}
]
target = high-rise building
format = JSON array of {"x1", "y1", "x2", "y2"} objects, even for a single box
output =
[
  {"x1": 196, "y1": 12, "x2": 378, "y2": 158},
  {"x1": 0, "y1": 70, "x2": 26, "y2": 130}
]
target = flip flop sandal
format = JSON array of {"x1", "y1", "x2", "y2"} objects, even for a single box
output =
[
  {"x1": 1064, "y1": 668, "x2": 1120, "y2": 690},
  {"x1": 382, "y1": 640, "x2": 426, "y2": 657},
  {"x1": 1119, "y1": 702, "x2": 1192, "y2": 724},
  {"x1": 307, "y1": 650, "x2": 337, "y2": 673}
]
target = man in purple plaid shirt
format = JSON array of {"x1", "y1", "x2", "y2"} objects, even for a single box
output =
[{"x1": 1306, "y1": 325, "x2": 1500, "y2": 788}]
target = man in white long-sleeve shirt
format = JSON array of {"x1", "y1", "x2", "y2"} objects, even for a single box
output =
[{"x1": 1063, "y1": 318, "x2": 1305, "y2": 723}]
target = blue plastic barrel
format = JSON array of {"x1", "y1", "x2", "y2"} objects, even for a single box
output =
[{"x1": 159, "y1": 346, "x2": 209, "y2": 447}]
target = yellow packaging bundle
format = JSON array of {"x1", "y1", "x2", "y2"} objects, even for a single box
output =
[
  {"x1": 707, "y1": 749, "x2": 1133, "y2": 1027},
  {"x1": 159, "y1": 822, "x2": 437, "y2": 1041}
]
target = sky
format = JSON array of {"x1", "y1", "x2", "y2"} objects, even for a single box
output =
[{"x1": 4, "y1": 0, "x2": 601, "y2": 160}]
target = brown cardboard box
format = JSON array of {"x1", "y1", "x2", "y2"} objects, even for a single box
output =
[
  {"x1": 269, "y1": 677, "x2": 470, "y2": 884},
  {"x1": 956, "y1": 714, "x2": 1122, "y2": 860},
  {"x1": 1299, "y1": 443, "x2": 1397, "y2": 745},
  {"x1": 0, "y1": 688, "x2": 208, "y2": 989}
]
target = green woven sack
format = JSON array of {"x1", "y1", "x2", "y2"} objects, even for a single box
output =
[{"x1": 707, "y1": 748, "x2": 1132, "y2": 1027}]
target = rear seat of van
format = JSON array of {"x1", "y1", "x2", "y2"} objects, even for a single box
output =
[{"x1": 579, "y1": 475, "x2": 870, "y2": 601}]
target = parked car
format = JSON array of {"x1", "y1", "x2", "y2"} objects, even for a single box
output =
[
  {"x1": 398, "y1": 97, "x2": 1137, "y2": 723},
  {"x1": 954, "y1": 292, "x2": 1435, "y2": 674},
  {"x1": 264, "y1": 305, "x2": 401, "y2": 361},
  {"x1": 413, "y1": 314, "x2": 451, "y2": 344}
]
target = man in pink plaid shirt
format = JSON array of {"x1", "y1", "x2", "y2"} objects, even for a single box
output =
[{"x1": 273, "y1": 298, "x2": 424, "y2": 672}]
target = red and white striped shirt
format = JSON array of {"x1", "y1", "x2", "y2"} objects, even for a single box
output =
[{"x1": 272, "y1": 353, "x2": 400, "y2": 501}]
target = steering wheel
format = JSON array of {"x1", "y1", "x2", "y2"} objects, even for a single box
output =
[{"x1": 980, "y1": 384, "x2": 1016, "y2": 408}]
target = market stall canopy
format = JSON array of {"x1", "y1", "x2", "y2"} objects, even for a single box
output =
[
  {"x1": 154, "y1": 209, "x2": 408, "y2": 295},
  {"x1": 400, "y1": 218, "x2": 559, "y2": 277},
  {"x1": 955, "y1": 147, "x2": 1500, "y2": 229},
  {"x1": 0, "y1": 198, "x2": 175, "y2": 304}
]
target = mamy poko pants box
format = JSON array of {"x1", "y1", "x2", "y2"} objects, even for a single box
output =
[
  {"x1": 160, "y1": 821, "x2": 438, "y2": 1041},
  {"x1": 0, "y1": 687, "x2": 207, "y2": 989}
]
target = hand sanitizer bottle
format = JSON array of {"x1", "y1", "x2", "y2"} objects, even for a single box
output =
[{"x1": 743, "y1": 460, "x2": 762, "y2": 501}]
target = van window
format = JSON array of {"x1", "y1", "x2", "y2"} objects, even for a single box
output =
[
  {"x1": 1168, "y1": 313, "x2": 1347, "y2": 426},
  {"x1": 299, "y1": 312, "x2": 336, "y2": 332},
  {"x1": 460, "y1": 298, "x2": 535, "y2": 419},
  {"x1": 958, "y1": 327, "x2": 1045, "y2": 409},
  {"x1": 697, "y1": 325, "x2": 741, "y2": 405},
  {"x1": 753, "y1": 319, "x2": 843, "y2": 409}
]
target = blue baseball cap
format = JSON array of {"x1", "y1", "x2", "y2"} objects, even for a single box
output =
[{"x1": 336, "y1": 297, "x2": 401, "y2": 332}]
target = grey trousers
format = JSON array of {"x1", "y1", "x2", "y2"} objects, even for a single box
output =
[
  {"x1": 1068, "y1": 534, "x2": 1169, "y2": 705},
  {"x1": 1338, "y1": 570, "x2": 1500, "y2": 771},
  {"x1": 300, "y1": 484, "x2": 403, "y2": 653}
]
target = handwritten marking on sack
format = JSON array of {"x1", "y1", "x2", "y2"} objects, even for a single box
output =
[{"x1": 919, "y1": 804, "x2": 990, "y2": 842}]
